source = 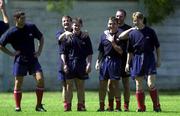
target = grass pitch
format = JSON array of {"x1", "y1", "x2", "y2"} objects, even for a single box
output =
[{"x1": 0, "y1": 91, "x2": 180, "y2": 116}]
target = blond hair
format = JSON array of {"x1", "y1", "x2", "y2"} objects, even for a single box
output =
[{"x1": 132, "y1": 12, "x2": 144, "y2": 20}]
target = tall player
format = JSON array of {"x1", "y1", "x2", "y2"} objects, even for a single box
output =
[
  {"x1": 0, "y1": 11, "x2": 46, "y2": 112},
  {"x1": 56, "y1": 15, "x2": 73, "y2": 111},
  {"x1": 60, "y1": 18, "x2": 93, "y2": 111},
  {"x1": 96, "y1": 17, "x2": 123, "y2": 111},
  {"x1": 103, "y1": 9, "x2": 131, "y2": 111},
  {"x1": 56, "y1": 16, "x2": 90, "y2": 111},
  {"x1": 119, "y1": 12, "x2": 161, "y2": 112},
  {"x1": 115, "y1": 9, "x2": 131, "y2": 111}
]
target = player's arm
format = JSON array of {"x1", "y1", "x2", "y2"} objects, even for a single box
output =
[
  {"x1": 95, "y1": 51, "x2": 104, "y2": 70},
  {"x1": 118, "y1": 27, "x2": 136, "y2": 40},
  {"x1": 125, "y1": 52, "x2": 133, "y2": 72},
  {"x1": 58, "y1": 32, "x2": 66, "y2": 41},
  {"x1": 0, "y1": 0, "x2": 9, "y2": 24},
  {"x1": 156, "y1": 47, "x2": 161, "y2": 67},
  {"x1": 61, "y1": 54, "x2": 68, "y2": 73},
  {"x1": 0, "y1": 45, "x2": 19, "y2": 57},
  {"x1": 34, "y1": 36, "x2": 44, "y2": 57},
  {"x1": 111, "y1": 40, "x2": 123, "y2": 55},
  {"x1": 86, "y1": 54, "x2": 92, "y2": 73},
  {"x1": 107, "y1": 34, "x2": 123, "y2": 55},
  {"x1": 153, "y1": 30, "x2": 161, "y2": 68},
  {"x1": 61, "y1": 54, "x2": 66, "y2": 65},
  {"x1": 58, "y1": 31, "x2": 72, "y2": 42},
  {"x1": 85, "y1": 36, "x2": 93, "y2": 73}
]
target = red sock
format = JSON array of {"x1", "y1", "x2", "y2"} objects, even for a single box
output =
[
  {"x1": 77, "y1": 103, "x2": 85, "y2": 109},
  {"x1": 14, "y1": 90, "x2": 22, "y2": 108},
  {"x1": 100, "y1": 102, "x2": 105, "y2": 110},
  {"x1": 149, "y1": 87, "x2": 160, "y2": 108},
  {"x1": 136, "y1": 90, "x2": 145, "y2": 110},
  {"x1": 115, "y1": 97, "x2": 121, "y2": 110},
  {"x1": 64, "y1": 101, "x2": 71, "y2": 110},
  {"x1": 36, "y1": 87, "x2": 44, "y2": 106},
  {"x1": 124, "y1": 101, "x2": 129, "y2": 110},
  {"x1": 108, "y1": 99, "x2": 114, "y2": 110}
]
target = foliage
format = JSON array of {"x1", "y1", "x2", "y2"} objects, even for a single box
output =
[
  {"x1": 143, "y1": 0, "x2": 174, "y2": 25},
  {"x1": 46, "y1": 0, "x2": 175, "y2": 25},
  {"x1": 46, "y1": 0, "x2": 74, "y2": 14}
]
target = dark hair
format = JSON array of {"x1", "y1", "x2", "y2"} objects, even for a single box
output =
[
  {"x1": 72, "y1": 17, "x2": 83, "y2": 26},
  {"x1": 117, "y1": 9, "x2": 126, "y2": 17},
  {"x1": 109, "y1": 16, "x2": 118, "y2": 24},
  {"x1": 13, "y1": 11, "x2": 25, "y2": 19},
  {"x1": 62, "y1": 15, "x2": 72, "y2": 22}
]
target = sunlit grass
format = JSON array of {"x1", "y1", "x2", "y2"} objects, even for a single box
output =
[{"x1": 0, "y1": 91, "x2": 180, "y2": 116}]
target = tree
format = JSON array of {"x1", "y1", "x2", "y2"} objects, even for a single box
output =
[
  {"x1": 46, "y1": 0, "x2": 74, "y2": 14},
  {"x1": 142, "y1": 0, "x2": 174, "y2": 25},
  {"x1": 46, "y1": 0, "x2": 175, "y2": 25}
]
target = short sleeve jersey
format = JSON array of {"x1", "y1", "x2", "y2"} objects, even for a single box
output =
[
  {"x1": 0, "y1": 23, "x2": 42, "y2": 57},
  {"x1": 98, "y1": 31, "x2": 122, "y2": 58},
  {"x1": 128, "y1": 26, "x2": 160, "y2": 54},
  {"x1": 61, "y1": 32, "x2": 93, "y2": 60}
]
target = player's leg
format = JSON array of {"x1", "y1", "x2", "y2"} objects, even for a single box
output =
[
  {"x1": 147, "y1": 74, "x2": 161, "y2": 112},
  {"x1": 34, "y1": 71, "x2": 46, "y2": 112},
  {"x1": 13, "y1": 62, "x2": 27, "y2": 112},
  {"x1": 61, "y1": 80, "x2": 66, "y2": 105},
  {"x1": 107, "y1": 79, "x2": 114, "y2": 111},
  {"x1": 61, "y1": 80, "x2": 69, "y2": 111},
  {"x1": 111, "y1": 80, "x2": 121, "y2": 111},
  {"x1": 58, "y1": 72, "x2": 69, "y2": 110},
  {"x1": 122, "y1": 77, "x2": 130, "y2": 111},
  {"x1": 97, "y1": 80, "x2": 108, "y2": 111},
  {"x1": 135, "y1": 76, "x2": 146, "y2": 112},
  {"x1": 75, "y1": 78, "x2": 86, "y2": 111},
  {"x1": 64, "y1": 79, "x2": 73, "y2": 111},
  {"x1": 14, "y1": 76, "x2": 24, "y2": 111}
]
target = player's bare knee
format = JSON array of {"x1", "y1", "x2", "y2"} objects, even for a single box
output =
[
  {"x1": 37, "y1": 79, "x2": 44, "y2": 87},
  {"x1": 148, "y1": 83, "x2": 155, "y2": 89}
]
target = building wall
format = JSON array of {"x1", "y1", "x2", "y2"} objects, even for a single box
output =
[{"x1": 0, "y1": 1, "x2": 179, "y2": 91}]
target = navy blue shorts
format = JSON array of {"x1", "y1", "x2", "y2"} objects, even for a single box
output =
[
  {"x1": 13, "y1": 59, "x2": 42, "y2": 76},
  {"x1": 65, "y1": 59, "x2": 89, "y2": 80},
  {"x1": 58, "y1": 70, "x2": 66, "y2": 81},
  {"x1": 130, "y1": 53, "x2": 157, "y2": 80},
  {"x1": 99, "y1": 56, "x2": 122, "y2": 80}
]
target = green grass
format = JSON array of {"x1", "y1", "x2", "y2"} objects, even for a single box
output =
[{"x1": 0, "y1": 91, "x2": 180, "y2": 116}]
